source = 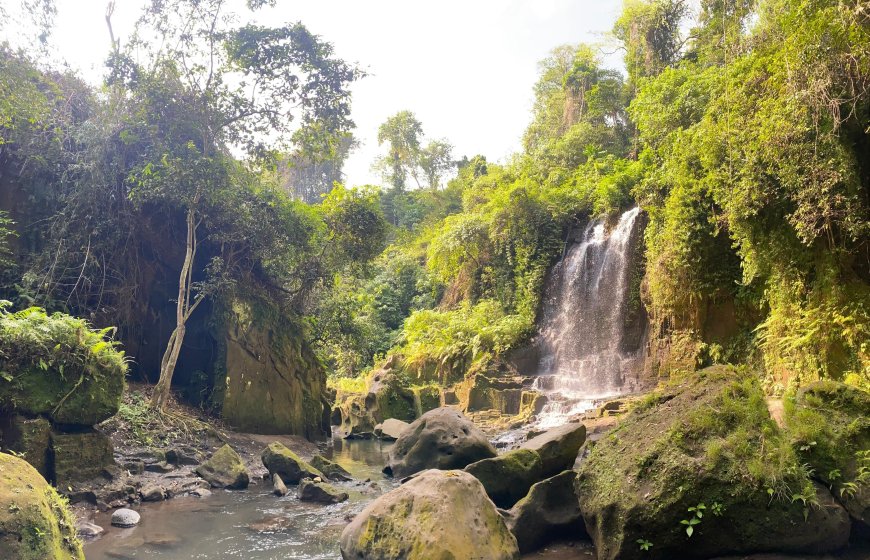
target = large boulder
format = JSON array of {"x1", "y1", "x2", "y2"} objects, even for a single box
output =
[
  {"x1": 261, "y1": 442, "x2": 323, "y2": 483},
  {"x1": 195, "y1": 444, "x2": 249, "y2": 489},
  {"x1": 0, "y1": 308, "x2": 126, "y2": 426},
  {"x1": 373, "y1": 418, "x2": 410, "y2": 441},
  {"x1": 0, "y1": 415, "x2": 52, "y2": 479},
  {"x1": 52, "y1": 429, "x2": 114, "y2": 486},
  {"x1": 340, "y1": 469, "x2": 519, "y2": 560},
  {"x1": 785, "y1": 380, "x2": 870, "y2": 525},
  {"x1": 576, "y1": 366, "x2": 852, "y2": 560},
  {"x1": 336, "y1": 366, "x2": 417, "y2": 438},
  {"x1": 298, "y1": 479, "x2": 348, "y2": 503},
  {"x1": 464, "y1": 448, "x2": 543, "y2": 508},
  {"x1": 520, "y1": 422, "x2": 586, "y2": 476},
  {"x1": 220, "y1": 297, "x2": 330, "y2": 438},
  {"x1": 310, "y1": 455, "x2": 352, "y2": 481},
  {"x1": 504, "y1": 470, "x2": 585, "y2": 553},
  {"x1": 0, "y1": 452, "x2": 84, "y2": 559},
  {"x1": 384, "y1": 407, "x2": 497, "y2": 478}
]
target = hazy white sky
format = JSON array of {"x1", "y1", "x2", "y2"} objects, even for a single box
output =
[{"x1": 5, "y1": 0, "x2": 625, "y2": 187}]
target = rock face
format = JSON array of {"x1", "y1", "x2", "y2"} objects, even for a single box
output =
[
  {"x1": 261, "y1": 442, "x2": 322, "y2": 483},
  {"x1": 373, "y1": 418, "x2": 410, "y2": 441},
  {"x1": 340, "y1": 469, "x2": 519, "y2": 560},
  {"x1": 464, "y1": 448, "x2": 543, "y2": 508},
  {"x1": 384, "y1": 407, "x2": 497, "y2": 478},
  {"x1": 272, "y1": 473, "x2": 288, "y2": 496},
  {"x1": 52, "y1": 429, "x2": 115, "y2": 486},
  {"x1": 298, "y1": 479, "x2": 348, "y2": 503},
  {"x1": 786, "y1": 380, "x2": 870, "y2": 525},
  {"x1": 576, "y1": 366, "x2": 852, "y2": 560},
  {"x1": 310, "y1": 455, "x2": 352, "y2": 481},
  {"x1": 504, "y1": 470, "x2": 585, "y2": 553},
  {"x1": 195, "y1": 444, "x2": 249, "y2": 489},
  {"x1": 520, "y1": 422, "x2": 586, "y2": 477},
  {"x1": 336, "y1": 366, "x2": 417, "y2": 438},
  {"x1": 0, "y1": 415, "x2": 52, "y2": 479},
  {"x1": 219, "y1": 297, "x2": 330, "y2": 438},
  {"x1": 0, "y1": 453, "x2": 84, "y2": 560}
]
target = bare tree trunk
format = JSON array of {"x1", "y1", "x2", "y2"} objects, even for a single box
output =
[{"x1": 151, "y1": 207, "x2": 198, "y2": 410}]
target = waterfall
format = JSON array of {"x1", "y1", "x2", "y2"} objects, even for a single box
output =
[{"x1": 532, "y1": 207, "x2": 645, "y2": 427}]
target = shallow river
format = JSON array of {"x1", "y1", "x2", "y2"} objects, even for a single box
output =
[{"x1": 83, "y1": 439, "x2": 397, "y2": 560}]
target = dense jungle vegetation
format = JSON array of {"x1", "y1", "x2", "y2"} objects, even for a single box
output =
[{"x1": 1, "y1": 0, "x2": 868, "y2": 407}]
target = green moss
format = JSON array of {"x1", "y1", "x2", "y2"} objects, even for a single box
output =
[
  {"x1": 464, "y1": 448, "x2": 543, "y2": 508},
  {"x1": 0, "y1": 306, "x2": 126, "y2": 426},
  {"x1": 195, "y1": 444, "x2": 249, "y2": 489},
  {"x1": 0, "y1": 452, "x2": 84, "y2": 560}
]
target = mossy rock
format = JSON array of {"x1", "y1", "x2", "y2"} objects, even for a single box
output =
[
  {"x1": 340, "y1": 469, "x2": 519, "y2": 560},
  {"x1": 52, "y1": 429, "x2": 114, "y2": 487},
  {"x1": 0, "y1": 415, "x2": 51, "y2": 479},
  {"x1": 0, "y1": 452, "x2": 84, "y2": 560},
  {"x1": 261, "y1": 442, "x2": 322, "y2": 484},
  {"x1": 464, "y1": 448, "x2": 543, "y2": 509},
  {"x1": 310, "y1": 455, "x2": 352, "y2": 481},
  {"x1": 785, "y1": 380, "x2": 870, "y2": 524},
  {"x1": 195, "y1": 444, "x2": 249, "y2": 489},
  {"x1": 0, "y1": 308, "x2": 126, "y2": 426},
  {"x1": 576, "y1": 365, "x2": 851, "y2": 560},
  {"x1": 412, "y1": 385, "x2": 441, "y2": 416},
  {"x1": 336, "y1": 368, "x2": 417, "y2": 438}
]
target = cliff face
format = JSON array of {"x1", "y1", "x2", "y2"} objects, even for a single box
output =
[{"x1": 218, "y1": 297, "x2": 330, "y2": 439}]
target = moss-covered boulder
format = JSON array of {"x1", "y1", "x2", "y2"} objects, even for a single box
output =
[
  {"x1": 220, "y1": 297, "x2": 330, "y2": 438},
  {"x1": 576, "y1": 366, "x2": 851, "y2": 560},
  {"x1": 298, "y1": 479, "x2": 348, "y2": 503},
  {"x1": 340, "y1": 469, "x2": 519, "y2": 560},
  {"x1": 384, "y1": 407, "x2": 497, "y2": 478},
  {"x1": 0, "y1": 307, "x2": 126, "y2": 426},
  {"x1": 52, "y1": 429, "x2": 114, "y2": 486},
  {"x1": 520, "y1": 422, "x2": 586, "y2": 477},
  {"x1": 505, "y1": 470, "x2": 585, "y2": 553},
  {"x1": 785, "y1": 380, "x2": 870, "y2": 524},
  {"x1": 310, "y1": 454, "x2": 352, "y2": 481},
  {"x1": 261, "y1": 442, "x2": 322, "y2": 483},
  {"x1": 195, "y1": 444, "x2": 249, "y2": 489},
  {"x1": 0, "y1": 415, "x2": 51, "y2": 479},
  {"x1": 0, "y1": 452, "x2": 84, "y2": 560},
  {"x1": 464, "y1": 448, "x2": 544, "y2": 508}
]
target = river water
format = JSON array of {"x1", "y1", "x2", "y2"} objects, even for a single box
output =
[{"x1": 82, "y1": 439, "x2": 396, "y2": 560}]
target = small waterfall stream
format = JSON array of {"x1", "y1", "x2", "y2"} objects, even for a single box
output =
[{"x1": 532, "y1": 207, "x2": 645, "y2": 427}]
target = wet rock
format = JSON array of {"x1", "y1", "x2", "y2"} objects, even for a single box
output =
[
  {"x1": 140, "y1": 485, "x2": 166, "y2": 502},
  {"x1": 504, "y1": 470, "x2": 585, "y2": 553},
  {"x1": 248, "y1": 515, "x2": 293, "y2": 533},
  {"x1": 122, "y1": 460, "x2": 145, "y2": 475},
  {"x1": 577, "y1": 366, "x2": 852, "y2": 560},
  {"x1": 520, "y1": 422, "x2": 586, "y2": 477},
  {"x1": 457, "y1": 368, "x2": 524, "y2": 414},
  {"x1": 52, "y1": 429, "x2": 115, "y2": 486},
  {"x1": 145, "y1": 533, "x2": 182, "y2": 548},
  {"x1": 195, "y1": 444, "x2": 249, "y2": 489},
  {"x1": 272, "y1": 473, "x2": 288, "y2": 496},
  {"x1": 310, "y1": 454, "x2": 352, "y2": 481},
  {"x1": 0, "y1": 453, "x2": 84, "y2": 559},
  {"x1": 111, "y1": 508, "x2": 141, "y2": 528},
  {"x1": 75, "y1": 520, "x2": 104, "y2": 539},
  {"x1": 340, "y1": 469, "x2": 519, "y2": 560},
  {"x1": 96, "y1": 481, "x2": 136, "y2": 505},
  {"x1": 374, "y1": 418, "x2": 410, "y2": 441},
  {"x1": 261, "y1": 442, "x2": 323, "y2": 484},
  {"x1": 298, "y1": 479, "x2": 349, "y2": 504},
  {"x1": 384, "y1": 407, "x2": 497, "y2": 478},
  {"x1": 189, "y1": 488, "x2": 211, "y2": 498},
  {"x1": 335, "y1": 366, "x2": 417, "y2": 438},
  {"x1": 144, "y1": 461, "x2": 174, "y2": 473},
  {"x1": 164, "y1": 445, "x2": 203, "y2": 466},
  {"x1": 464, "y1": 448, "x2": 544, "y2": 508}
]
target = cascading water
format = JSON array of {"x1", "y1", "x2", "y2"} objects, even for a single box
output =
[{"x1": 532, "y1": 207, "x2": 645, "y2": 428}]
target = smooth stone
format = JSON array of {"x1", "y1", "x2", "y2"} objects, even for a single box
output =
[
  {"x1": 272, "y1": 473, "x2": 288, "y2": 497},
  {"x1": 111, "y1": 508, "x2": 141, "y2": 528},
  {"x1": 76, "y1": 520, "x2": 105, "y2": 538}
]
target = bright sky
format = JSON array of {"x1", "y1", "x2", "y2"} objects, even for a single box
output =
[{"x1": 5, "y1": 0, "x2": 625, "y2": 187}]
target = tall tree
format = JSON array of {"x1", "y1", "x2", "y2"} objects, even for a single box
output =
[
  {"x1": 108, "y1": 0, "x2": 360, "y2": 410},
  {"x1": 376, "y1": 110, "x2": 424, "y2": 190},
  {"x1": 418, "y1": 139, "x2": 455, "y2": 191}
]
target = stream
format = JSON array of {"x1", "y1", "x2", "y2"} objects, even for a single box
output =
[{"x1": 82, "y1": 439, "x2": 396, "y2": 560}]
